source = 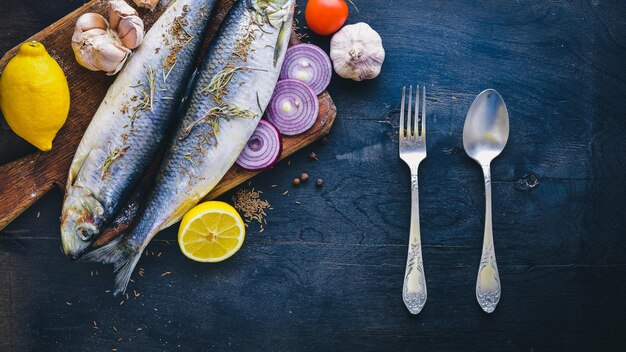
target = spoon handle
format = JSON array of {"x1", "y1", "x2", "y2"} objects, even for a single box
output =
[
  {"x1": 402, "y1": 167, "x2": 427, "y2": 314},
  {"x1": 476, "y1": 164, "x2": 501, "y2": 313}
]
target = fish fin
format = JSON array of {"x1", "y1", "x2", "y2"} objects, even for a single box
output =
[
  {"x1": 273, "y1": 20, "x2": 288, "y2": 67},
  {"x1": 83, "y1": 237, "x2": 141, "y2": 296},
  {"x1": 67, "y1": 149, "x2": 92, "y2": 188}
]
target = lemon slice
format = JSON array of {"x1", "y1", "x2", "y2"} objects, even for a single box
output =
[{"x1": 178, "y1": 201, "x2": 245, "y2": 262}]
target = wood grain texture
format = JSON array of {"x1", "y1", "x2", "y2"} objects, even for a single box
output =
[
  {"x1": 2, "y1": 0, "x2": 626, "y2": 351},
  {"x1": 0, "y1": 0, "x2": 336, "y2": 231}
]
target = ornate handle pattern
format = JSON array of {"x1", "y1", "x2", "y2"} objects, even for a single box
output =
[
  {"x1": 476, "y1": 165, "x2": 501, "y2": 313},
  {"x1": 403, "y1": 169, "x2": 427, "y2": 314}
]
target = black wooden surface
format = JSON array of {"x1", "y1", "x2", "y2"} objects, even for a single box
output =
[{"x1": 2, "y1": 0, "x2": 626, "y2": 351}]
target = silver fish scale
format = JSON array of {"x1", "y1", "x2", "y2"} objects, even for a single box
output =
[
  {"x1": 126, "y1": 0, "x2": 294, "y2": 247},
  {"x1": 66, "y1": 0, "x2": 216, "y2": 224}
]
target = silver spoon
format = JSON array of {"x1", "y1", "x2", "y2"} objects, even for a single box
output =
[{"x1": 463, "y1": 89, "x2": 509, "y2": 313}]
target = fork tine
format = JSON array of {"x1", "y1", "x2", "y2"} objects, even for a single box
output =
[
  {"x1": 414, "y1": 85, "x2": 420, "y2": 137},
  {"x1": 421, "y1": 86, "x2": 426, "y2": 139},
  {"x1": 407, "y1": 86, "x2": 413, "y2": 137},
  {"x1": 399, "y1": 86, "x2": 405, "y2": 137}
]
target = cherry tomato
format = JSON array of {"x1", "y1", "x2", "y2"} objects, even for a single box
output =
[{"x1": 305, "y1": 0, "x2": 349, "y2": 36}]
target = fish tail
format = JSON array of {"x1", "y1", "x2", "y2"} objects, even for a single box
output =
[{"x1": 83, "y1": 237, "x2": 142, "y2": 296}]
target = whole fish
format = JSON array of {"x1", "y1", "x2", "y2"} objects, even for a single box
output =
[
  {"x1": 87, "y1": 0, "x2": 295, "y2": 294},
  {"x1": 61, "y1": 0, "x2": 218, "y2": 259}
]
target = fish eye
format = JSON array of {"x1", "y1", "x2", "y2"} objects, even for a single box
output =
[{"x1": 76, "y1": 225, "x2": 94, "y2": 241}]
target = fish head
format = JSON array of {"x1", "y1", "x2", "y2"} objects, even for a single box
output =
[
  {"x1": 60, "y1": 187, "x2": 106, "y2": 260},
  {"x1": 248, "y1": 0, "x2": 295, "y2": 24}
]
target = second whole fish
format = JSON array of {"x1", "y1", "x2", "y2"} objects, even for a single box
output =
[
  {"x1": 87, "y1": 0, "x2": 295, "y2": 294},
  {"x1": 60, "y1": 0, "x2": 218, "y2": 259}
]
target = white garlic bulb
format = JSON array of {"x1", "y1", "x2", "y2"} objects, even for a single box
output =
[
  {"x1": 108, "y1": 0, "x2": 145, "y2": 49},
  {"x1": 72, "y1": 1, "x2": 145, "y2": 75},
  {"x1": 71, "y1": 13, "x2": 132, "y2": 75},
  {"x1": 330, "y1": 22, "x2": 385, "y2": 81}
]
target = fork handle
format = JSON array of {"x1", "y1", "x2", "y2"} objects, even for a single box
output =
[
  {"x1": 476, "y1": 164, "x2": 501, "y2": 313},
  {"x1": 402, "y1": 167, "x2": 427, "y2": 314}
]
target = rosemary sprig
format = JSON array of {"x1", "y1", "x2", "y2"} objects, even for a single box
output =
[
  {"x1": 203, "y1": 65, "x2": 245, "y2": 95},
  {"x1": 101, "y1": 146, "x2": 130, "y2": 177},
  {"x1": 146, "y1": 65, "x2": 156, "y2": 112},
  {"x1": 180, "y1": 104, "x2": 256, "y2": 141}
]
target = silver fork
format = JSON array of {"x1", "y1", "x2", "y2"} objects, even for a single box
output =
[{"x1": 399, "y1": 85, "x2": 427, "y2": 314}]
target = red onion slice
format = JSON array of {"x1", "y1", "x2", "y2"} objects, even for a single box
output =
[
  {"x1": 280, "y1": 43, "x2": 332, "y2": 95},
  {"x1": 266, "y1": 79, "x2": 319, "y2": 136},
  {"x1": 236, "y1": 120, "x2": 283, "y2": 171}
]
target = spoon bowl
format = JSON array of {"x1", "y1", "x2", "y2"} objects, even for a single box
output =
[{"x1": 463, "y1": 89, "x2": 509, "y2": 165}]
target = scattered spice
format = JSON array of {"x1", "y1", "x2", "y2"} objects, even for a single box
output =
[
  {"x1": 161, "y1": 272, "x2": 171, "y2": 277},
  {"x1": 300, "y1": 172, "x2": 309, "y2": 182},
  {"x1": 232, "y1": 188, "x2": 271, "y2": 230},
  {"x1": 293, "y1": 178, "x2": 301, "y2": 186},
  {"x1": 282, "y1": 191, "x2": 289, "y2": 196},
  {"x1": 309, "y1": 152, "x2": 318, "y2": 161},
  {"x1": 316, "y1": 178, "x2": 324, "y2": 187},
  {"x1": 65, "y1": 301, "x2": 72, "y2": 306},
  {"x1": 321, "y1": 136, "x2": 329, "y2": 145},
  {"x1": 295, "y1": 201, "x2": 301, "y2": 205}
]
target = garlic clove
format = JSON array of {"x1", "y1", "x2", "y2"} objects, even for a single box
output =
[
  {"x1": 117, "y1": 15, "x2": 145, "y2": 49},
  {"x1": 90, "y1": 34, "x2": 132, "y2": 75},
  {"x1": 133, "y1": 0, "x2": 159, "y2": 11},
  {"x1": 75, "y1": 13, "x2": 109, "y2": 33},
  {"x1": 72, "y1": 27, "x2": 110, "y2": 72},
  {"x1": 72, "y1": 40, "x2": 101, "y2": 72},
  {"x1": 108, "y1": 0, "x2": 139, "y2": 31}
]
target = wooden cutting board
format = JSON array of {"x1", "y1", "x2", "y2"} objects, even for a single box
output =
[{"x1": 0, "y1": 0, "x2": 336, "y2": 231}]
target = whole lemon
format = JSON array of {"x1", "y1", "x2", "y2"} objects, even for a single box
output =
[{"x1": 0, "y1": 41, "x2": 70, "y2": 151}]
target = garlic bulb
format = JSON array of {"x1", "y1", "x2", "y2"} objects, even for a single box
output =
[
  {"x1": 72, "y1": 13, "x2": 132, "y2": 75},
  {"x1": 133, "y1": 0, "x2": 159, "y2": 11},
  {"x1": 108, "y1": 0, "x2": 145, "y2": 49},
  {"x1": 72, "y1": 1, "x2": 145, "y2": 75},
  {"x1": 330, "y1": 22, "x2": 385, "y2": 81}
]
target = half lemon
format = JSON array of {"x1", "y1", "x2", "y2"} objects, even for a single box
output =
[{"x1": 178, "y1": 201, "x2": 245, "y2": 262}]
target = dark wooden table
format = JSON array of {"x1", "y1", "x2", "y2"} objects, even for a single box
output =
[{"x1": 2, "y1": 1, "x2": 626, "y2": 351}]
